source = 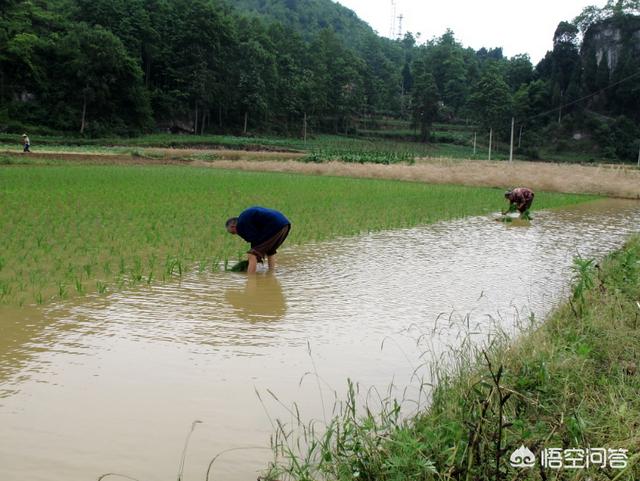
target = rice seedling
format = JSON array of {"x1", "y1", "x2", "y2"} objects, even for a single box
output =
[
  {"x1": 96, "y1": 281, "x2": 107, "y2": 294},
  {"x1": 0, "y1": 165, "x2": 593, "y2": 306},
  {"x1": 226, "y1": 259, "x2": 249, "y2": 272}
]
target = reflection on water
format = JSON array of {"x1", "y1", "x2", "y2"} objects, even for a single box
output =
[
  {"x1": 225, "y1": 273, "x2": 287, "y2": 322},
  {"x1": 0, "y1": 199, "x2": 639, "y2": 481}
]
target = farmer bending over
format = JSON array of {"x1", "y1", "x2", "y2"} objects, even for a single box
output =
[
  {"x1": 225, "y1": 206, "x2": 291, "y2": 274},
  {"x1": 504, "y1": 187, "x2": 535, "y2": 219}
]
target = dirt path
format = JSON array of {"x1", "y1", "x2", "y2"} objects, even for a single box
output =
[
  {"x1": 3, "y1": 149, "x2": 638, "y2": 198},
  {"x1": 1, "y1": 148, "x2": 304, "y2": 163},
  {"x1": 195, "y1": 158, "x2": 640, "y2": 199}
]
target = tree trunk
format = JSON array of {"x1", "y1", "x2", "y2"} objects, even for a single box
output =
[
  {"x1": 218, "y1": 105, "x2": 223, "y2": 128},
  {"x1": 488, "y1": 128, "x2": 493, "y2": 161},
  {"x1": 80, "y1": 90, "x2": 87, "y2": 134},
  {"x1": 243, "y1": 111, "x2": 248, "y2": 134},
  {"x1": 420, "y1": 122, "x2": 430, "y2": 143},
  {"x1": 194, "y1": 102, "x2": 198, "y2": 135},
  {"x1": 518, "y1": 125, "x2": 523, "y2": 148},
  {"x1": 303, "y1": 112, "x2": 307, "y2": 142},
  {"x1": 144, "y1": 58, "x2": 151, "y2": 87}
]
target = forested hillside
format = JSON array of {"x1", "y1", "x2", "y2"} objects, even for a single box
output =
[
  {"x1": 233, "y1": 0, "x2": 377, "y2": 46},
  {"x1": 1, "y1": 0, "x2": 639, "y2": 160}
]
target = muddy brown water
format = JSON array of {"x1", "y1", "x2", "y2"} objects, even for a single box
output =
[{"x1": 1, "y1": 199, "x2": 639, "y2": 481}]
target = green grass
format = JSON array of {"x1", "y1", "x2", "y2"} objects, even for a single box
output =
[
  {"x1": 0, "y1": 131, "x2": 514, "y2": 161},
  {"x1": 0, "y1": 165, "x2": 594, "y2": 306},
  {"x1": 1, "y1": 129, "x2": 620, "y2": 164},
  {"x1": 263, "y1": 236, "x2": 640, "y2": 481}
]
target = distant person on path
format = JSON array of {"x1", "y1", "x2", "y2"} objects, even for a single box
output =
[
  {"x1": 504, "y1": 187, "x2": 535, "y2": 219},
  {"x1": 225, "y1": 206, "x2": 291, "y2": 273},
  {"x1": 21, "y1": 133, "x2": 30, "y2": 152}
]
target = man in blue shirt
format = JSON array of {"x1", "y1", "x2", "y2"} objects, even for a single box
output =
[{"x1": 225, "y1": 206, "x2": 291, "y2": 273}]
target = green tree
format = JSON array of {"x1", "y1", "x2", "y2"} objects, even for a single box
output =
[
  {"x1": 411, "y1": 56, "x2": 439, "y2": 142},
  {"x1": 150, "y1": 0, "x2": 236, "y2": 132},
  {"x1": 235, "y1": 22, "x2": 277, "y2": 133},
  {"x1": 513, "y1": 79, "x2": 551, "y2": 127},
  {"x1": 57, "y1": 23, "x2": 151, "y2": 134},
  {"x1": 469, "y1": 64, "x2": 513, "y2": 132},
  {"x1": 309, "y1": 28, "x2": 364, "y2": 133},
  {"x1": 505, "y1": 54, "x2": 534, "y2": 91},
  {"x1": 425, "y1": 30, "x2": 469, "y2": 115}
]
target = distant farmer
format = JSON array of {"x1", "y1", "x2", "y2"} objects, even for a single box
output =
[
  {"x1": 504, "y1": 187, "x2": 535, "y2": 218},
  {"x1": 21, "y1": 133, "x2": 30, "y2": 153},
  {"x1": 225, "y1": 206, "x2": 291, "y2": 273}
]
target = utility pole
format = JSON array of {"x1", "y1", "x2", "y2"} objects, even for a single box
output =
[{"x1": 509, "y1": 117, "x2": 515, "y2": 163}]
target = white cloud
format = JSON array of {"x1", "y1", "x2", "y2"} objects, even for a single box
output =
[{"x1": 336, "y1": 0, "x2": 606, "y2": 63}]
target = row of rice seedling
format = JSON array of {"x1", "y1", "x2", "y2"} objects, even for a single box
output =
[{"x1": 0, "y1": 165, "x2": 594, "y2": 306}]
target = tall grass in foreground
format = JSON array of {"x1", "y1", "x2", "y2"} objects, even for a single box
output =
[
  {"x1": 0, "y1": 165, "x2": 593, "y2": 306},
  {"x1": 261, "y1": 236, "x2": 640, "y2": 481}
]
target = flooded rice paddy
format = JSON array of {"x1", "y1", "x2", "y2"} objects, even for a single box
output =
[{"x1": 1, "y1": 199, "x2": 639, "y2": 481}]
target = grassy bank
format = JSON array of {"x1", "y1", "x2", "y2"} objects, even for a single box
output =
[
  {"x1": 0, "y1": 130, "x2": 615, "y2": 164},
  {"x1": 0, "y1": 165, "x2": 592, "y2": 306},
  {"x1": 264, "y1": 236, "x2": 640, "y2": 480}
]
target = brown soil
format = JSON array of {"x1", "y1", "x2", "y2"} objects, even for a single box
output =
[
  {"x1": 196, "y1": 158, "x2": 640, "y2": 199},
  {"x1": 4, "y1": 149, "x2": 639, "y2": 199},
  {"x1": 1, "y1": 148, "x2": 304, "y2": 164}
]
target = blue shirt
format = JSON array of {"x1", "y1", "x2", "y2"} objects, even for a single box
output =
[{"x1": 236, "y1": 206, "x2": 290, "y2": 245}]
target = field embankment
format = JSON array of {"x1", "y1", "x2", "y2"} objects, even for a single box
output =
[
  {"x1": 199, "y1": 158, "x2": 640, "y2": 200},
  {"x1": 265, "y1": 235, "x2": 640, "y2": 480},
  {"x1": 0, "y1": 148, "x2": 304, "y2": 164},
  {"x1": 3, "y1": 144, "x2": 640, "y2": 199}
]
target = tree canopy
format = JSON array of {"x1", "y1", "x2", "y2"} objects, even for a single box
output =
[{"x1": 1, "y1": 0, "x2": 639, "y2": 160}]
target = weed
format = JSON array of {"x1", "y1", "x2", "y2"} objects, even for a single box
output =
[{"x1": 261, "y1": 237, "x2": 640, "y2": 481}]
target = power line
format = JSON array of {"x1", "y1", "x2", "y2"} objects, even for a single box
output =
[{"x1": 523, "y1": 68, "x2": 640, "y2": 125}]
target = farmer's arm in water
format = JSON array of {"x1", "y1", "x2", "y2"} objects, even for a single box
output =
[
  {"x1": 247, "y1": 254, "x2": 258, "y2": 274},
  {"x1": 502, "y1": 203, "x2": 517, "y2": 215}
]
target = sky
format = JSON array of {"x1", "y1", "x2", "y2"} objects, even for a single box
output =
[{"x1": 336, "y1": 0, "x2": 607, "y2": 63}]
